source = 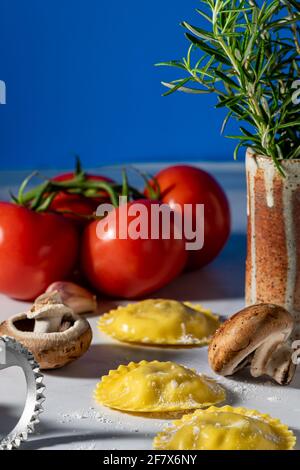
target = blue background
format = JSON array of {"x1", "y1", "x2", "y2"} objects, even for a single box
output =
[{"x1": 0, "y1": 0, "x2": 238, "y2": 170}]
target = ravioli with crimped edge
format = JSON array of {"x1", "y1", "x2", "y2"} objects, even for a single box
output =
[
  {"x1": 94, "y1": 360, "x2": 225, "y2": 413},
  {"x1": 98, "y1": 299, "x2": 219, "y2": 346},
  {"x1": 153, "y1": 405, "x2": 296, "y2": 450}
]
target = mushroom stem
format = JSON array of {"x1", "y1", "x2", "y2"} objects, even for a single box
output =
[
  {"x1": 46, "y1": 281, "x2": 97, "y2": 315},
  {"x1": 251, "y1": 342, "x2": 296, "y2": 385},
  {"x1": 27, "y1": 291, "x2": 73, "y2": 334},
  {"x1": 33, "y1": 317, "x2": 61, "y2": 334}
]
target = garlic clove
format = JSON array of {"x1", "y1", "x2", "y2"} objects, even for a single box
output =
[{"x1": 46, "y1": 281, "x2": 97, "y2": 315}]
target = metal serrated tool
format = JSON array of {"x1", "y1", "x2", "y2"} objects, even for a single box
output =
[{"x1": 0, "y1": 336, "x2": 45, "y2": 450}]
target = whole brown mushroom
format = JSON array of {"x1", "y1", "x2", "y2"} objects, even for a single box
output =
[
  {"x1": 208, "y1": 303, "x2": 296, "y2": 385},
  {"x1": 0, "y1": 291, "x2": 92, "y2": 370}
]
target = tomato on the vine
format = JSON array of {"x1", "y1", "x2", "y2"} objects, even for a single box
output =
[
  {"x1": 146, "y1": 165, "x2": 230, "y2": 270},
  {"x1": 50, "y1": 172, "x2": 114, "y2": 224},
  {"x1": 81, "y1": 199, "x2": 187, "y2": 298},
  {"x1": 0, "y1": 202, "x2": 79, "y2": 300}
]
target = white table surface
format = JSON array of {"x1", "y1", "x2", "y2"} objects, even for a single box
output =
[{"x1": 0, "y1": 162, "x2": 299, "y2": 450}]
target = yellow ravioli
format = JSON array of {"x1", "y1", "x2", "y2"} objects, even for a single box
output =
[
  {"x1": 98, "y1": 299, "x2": 219, "y2": 346},
  {"x1": 94, "y1": 361, "x2": 225, "y2": 413},
  {"x1": 153, "y1": 406, "x2": 296, "y2": 450}
]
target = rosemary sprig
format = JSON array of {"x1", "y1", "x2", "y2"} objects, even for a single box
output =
[{"x1": 157, "y1": 0, "x2": 300, "y2": 172}]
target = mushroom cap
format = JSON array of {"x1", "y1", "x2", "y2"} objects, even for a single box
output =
[
  {"x1": 208, "y1": 304, "x2": 294, "y2": 376},
  {"x1": 27, "y1": 291, "x2": 72, "y2": 320},
  {"x1": 0, "y1": 311, "x2": 92, "y2": 369}
]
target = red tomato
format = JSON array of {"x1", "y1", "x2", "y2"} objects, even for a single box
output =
[
  {"x1": 81, "y1": 199, "x2": 187, "y2": 298},
  {"x1": 147, "y1": 165, "x2": 230, "y2": 270},
  {"x1": 0, "y1": 202, "x2": 79, "y2": 300},
  {"x1": 50, "y1": 173, "x2": 114, "y2": 224}
]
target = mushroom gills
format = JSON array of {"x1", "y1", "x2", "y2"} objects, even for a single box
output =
[
  {"x1": 251, "y1": 341, "x2": 296, "y2": 385},
  {"x1": 232, "y1": 353, "x2": 254, "y2": 374}
]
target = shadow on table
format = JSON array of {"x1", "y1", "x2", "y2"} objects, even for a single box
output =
[
  {"x1": 86, "y1": 300, "x2": 120, "y2": 318},
  {"x1": 291, "y1": 428, "x2": 300, "y2": 450},
  {"x1": 152, "y1": 233, "x2": 247, "y2": 301},
  {"x1": 289, "y1": 369, "x2": 300, "y2": 390},
  {"x1": 0, "y1": 405, "x2": 19, "y2": 439},
  {"x1": 12, "y1": 417, "x2": 300, "y2": 450},
  {"x1": 83, "y1": 233, "x2": 246, "y2": 307},
  {"x1": 22, "y1": 421, "x2": 153, "y2": 450},
  {"x1": 46, "y1": 342, "x2": 200, "y2": 379},
  {"x1": 226, "y1": 365, "x2": 300, "y2": 390}
]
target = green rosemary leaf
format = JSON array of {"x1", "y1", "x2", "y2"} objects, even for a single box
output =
[
  {"x1": 185, "y1": 33, "x2": 231, "y2": 66},
  {"x1": 155, "y1": 61, "x2": 187, "y2": 70},
  {"x1": 272, "y1": 156, "x2": 285, "y2": 176},
  {"x1": 287, "y1": 0, "x2": 300, "y2": 12},
  {"x1": 215, "y1": 94, "x2": 243, "y2": 108},
  {"x1": 276, "y1": 144, "x2": 284, "y2": 160},
  {"x1": 226, "y1": 134, "x2": 253, "y2": 141},
  {"x1": 260, "y1": 96, "x2": 271, "y2": 118},
  {"x1": 260, "y1": 0, "x2": 281, "y2": 23},
  {"x1": 289, "y1": 145, "x2": 300, "y2": 159},
  {"x1": 162, "y1": 77, "x2": 191, "y2": 96},
  {"x1": 267, "y1": 15, "x2": 300, "y2": 30},
  {"x1": 161, "y1": 81, "x2": 211, "y2": 95},
  {"x1": 194, "y1": 54, "x2": 209, "y2": 69},
  {"x1": 159, "y1": 0, "x2": 300, "y2": 171},
  {"x1": 277, "y1": 121, "x2": 300, "y2": 130},
  {"x1": 214, "y1": 70, "x2": 240, "y2": 90},
  {"x1": 240, "y1": 127, "x2": 258, "y2": 139},
  {"x1": 182, "y1": 22, "x2": 215, "y2": 42},
  {"x1": 186, "y1": 44, "x2": 193, "y2": 68},
  {"x1": 220, "y1": 110, "x2": 232, "y2": 134},
  {"x1": 233, "y1": 141, "x2": 245, "y2": 160},
  {"x1": 195, "y1": 9, "x2": 212, "y2": 23},
  {"x1": 221, "y1": 8, "x2": 254, "y2": 14}
]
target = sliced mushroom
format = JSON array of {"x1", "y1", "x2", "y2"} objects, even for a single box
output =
[
  {"x1": 46, "y1": 281, "x2": 97, "y2": 315},
  {"x1": 0, "y1": 291, "x2": 92, "y2": 369},
  {"x1": 208, "y1": 304, "x2": 296, "y2": 385},
  {"x1": 292, "y1": 340, "x2": 300, "y2": 367}
]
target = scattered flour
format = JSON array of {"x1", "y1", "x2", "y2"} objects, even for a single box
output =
[
  {"x1": 218, "y1": 377, "x2": 284, "y2": 404},
  {"x1": 267, "y1": 396, "x2": 281, "y2": 403},
  {"x1": 58, "y1": 407, "x2": 113, "y2": 424}
]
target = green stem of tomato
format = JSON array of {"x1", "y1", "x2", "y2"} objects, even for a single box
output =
[
  {"x1": 121, "y1": 168, "x2": 129, "y2": 199},
  {"x1": 13, "y1": 166, "x2": 154, "y2": 213},
  {"x1": 16, "y1": 177, "x2": 121, "y2": 211},
  {"x1": 17, "y1": 171, "x2": 38, "y2": 205},
  {"x1": 35, "y1": 192, "x2": 57, "y2": 212}
]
